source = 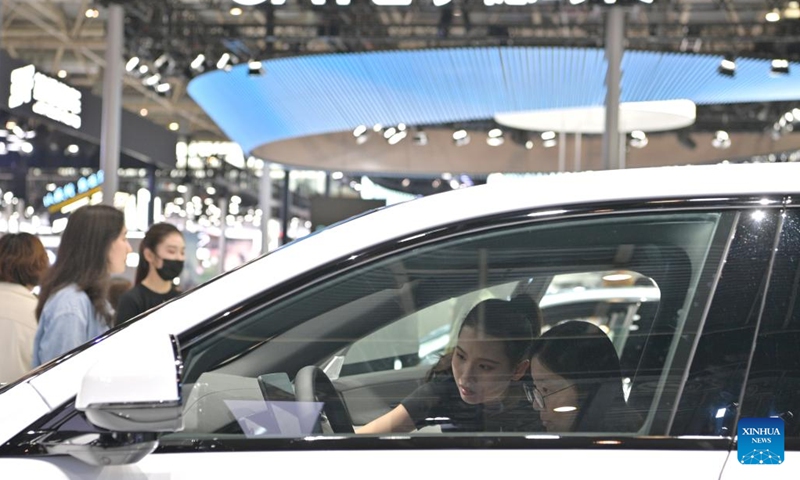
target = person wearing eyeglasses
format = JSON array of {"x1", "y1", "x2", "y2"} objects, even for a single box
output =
[
  {"x1": 528, "y1": 320, "x2": 640, "y2": 433},
  {"x1": 359, "y1": 297, "x2": 543, "y2": 433}
]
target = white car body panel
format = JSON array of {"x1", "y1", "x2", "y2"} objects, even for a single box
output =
[
  {"x1": 0, "y1": 382, "x2": 50, "y2": 439},
  {"x1": 0, "y1": 449, "x2": 729, "y2": 479},
  {"x1": 721, "y1": 451, "x2": 799, "y2": 478}
]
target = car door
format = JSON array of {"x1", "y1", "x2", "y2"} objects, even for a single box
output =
[{"x1": 0, "y1": 199, "x2": 778, "y2": 479}]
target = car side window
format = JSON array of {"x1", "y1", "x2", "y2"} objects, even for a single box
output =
[
  {"x1": 739, "y1": 208, "x2": 800, "y2": 437},
  {"x1": 168, "y1": 210, "x2": 734, "y2": 441}
]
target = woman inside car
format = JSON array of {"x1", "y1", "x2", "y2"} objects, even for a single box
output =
[
  {"x1": 358, "y1": 296, "x2": 542, "y2": 433},
  {"x1": 528, "y1": 320, "x2": 640, "y2": 433}
]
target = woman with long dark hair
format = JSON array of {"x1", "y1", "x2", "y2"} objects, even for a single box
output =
[
  {"x1": 32, "y1": 205, "x2": 131, "y2": 367},
  {"x1": 359, "y1": 296, "x2": 542, "y2": 433},
  {"x1": 528, "y1": 321, "x2": 640, "y2": 433},
  {"x1": 115, "y1": 222, "x2": 185, "y2": 325}
]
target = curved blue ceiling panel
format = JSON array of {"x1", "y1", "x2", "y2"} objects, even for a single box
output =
[{"x1": 187, "y1": 47, "x2": 800, "y2": 154}]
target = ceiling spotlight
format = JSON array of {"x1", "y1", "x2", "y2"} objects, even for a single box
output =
[
  {"x1": 433, "y1": 0, "x2": 452, "y2": 5},
  {"x1": 144, "y1": 74, "x2": 161, "y2": 86},
  {"x1": 169, "y1": 122, "x2": 180, "y2": 132},
  {"x1": 57, "y1": 70, "x2": 68, "y2": 79},
  {"x1": 453, "y1": 129, "x2": 470, "y2": 146},
  {"x1": 629, "y1": 130, "x2": 648, "y2": 149},
  {"x1": 247, "y1": 60, "x2": 265, "y2": 76},
  {"x1": 487, "y1": 128, "x2": 504, "y2": 147},
  {"x1": 388, "y1": 131, "x2": 407, "y2": 145},
  {"x1": 65, "y1": 144, "x2": 80, "y2": 155},
  {"x1": 353, "y1": 125, "x2": 368, "y2": 137},
  {"x1": 140, "y1": 108, "x2": 148, "y2": 117},
  {"x1": 153, "y1": 53, "x2": 170, "y2": 70},
  {"x1": 191, "y1": 54, "x2": 206, "y2": 71},
  {"x1": 155, "y1": 83, "x2": 171, "y2": 94},
  {"x1": 712, "y1": 130, "x2": 731, "y2": 149},
  {"x1": 85, "y1": 8, "x2": 99, "y2": 18},
  {"x1": 230, "y1": 7, "x2": 243, "y2": 15},
  {"x1": 125, "y1": 57, "x2": 140, "y2": 72},
  {"x1": 138, "y1": 64, "x2": 149, "y2": 75},
  {"x1": 383, "y1": 127, "x2": 397, "y2": 139},
  {"x1": 216, "y1": 53, "x2": 232, "y2": 71},
  {"x1": 541, "y1": 131, "x2": 556, "y2": 141},
  {"x1": 401, "y1": 178, "x2": 411, "y2": 187},
  {"x1": 766, "y1": 8, "x2": 781, "y2": 22},
  {"x1": 718, "y1": 55, "x2": 736, "y2": 77},
  {"x1": 771, "y1": 58, "x2": 790, "y2": 75},
  {"x1": 233, "y1": 0, "x2": 268, "y2": 4}
]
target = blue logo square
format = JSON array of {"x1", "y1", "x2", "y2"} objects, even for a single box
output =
[{"x1": 738, "y1": 417, "x2": 784, "y2": 465}]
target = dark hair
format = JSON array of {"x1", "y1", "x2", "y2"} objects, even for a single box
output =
[
  {"x1": 135, "y1": 222, "x2": 182, "y2": 285},
  {"x1": 108, "y1": 276, "x2": 132, "y2": 314},
  {"x1": 36, "y1": 205, "x2": 125, "y2": 326},
  {"x1": 0, "y1": 233, "x2": 49, "y2": 286},
  {"x1": 531, "y1": 321, "x2": 635, "y2": 431},
  {"x1": 427, "y1": 296, "x2": 541, "y2": 380}
]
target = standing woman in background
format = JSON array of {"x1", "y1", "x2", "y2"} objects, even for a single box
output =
[
  {"x1": 0, "y1": 233, "x2": 49, "y2": 383},
  {"x1": 116, "y1": 222, "x2": 185, "y2": 325},
  {"x1": 32, "y1": 205, "x2": 131, "y2": 367}
]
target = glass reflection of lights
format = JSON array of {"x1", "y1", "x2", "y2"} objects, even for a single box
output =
[{"x1": 751, "y1": 210, "x2": 766, "y2": 221}]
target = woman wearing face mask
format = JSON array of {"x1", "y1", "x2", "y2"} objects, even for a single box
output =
[
  {"x1": 359, "y1": 297, "x2": 542, "y2": 433},
  {"x1": 115, "y1": 222, "x2": 185, "y2": 325}
]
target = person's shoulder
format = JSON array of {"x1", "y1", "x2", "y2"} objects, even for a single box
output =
[{"x1": 47, "y1": 284, "x2": 90, "y2": 307}]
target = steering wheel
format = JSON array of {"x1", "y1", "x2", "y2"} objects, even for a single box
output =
[{"x1": 294, "y1": 366, "x2": 355, "y2": 434}]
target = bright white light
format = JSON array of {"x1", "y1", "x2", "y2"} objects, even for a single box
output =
[
  {"x1": 125, "y1": 57, "x2": 140, "y2": 72},
  {"x1": 271, "y1": 0, "x2": 286, "y2": 4},
  {"x1": 773, "y1": 59, "x2": 790, "y2": 69},
  {"x1": 139, "y1": 108, "x2": 148, "y2": 117},
  {"x1": 766, "y1": 9, "x2": 781, "y2": 22},
  {"x1": 57, "y1": 70, "x2": 68, "y2": 79},
  {"x1": 138, "y1": 65, "x2": 149, "y2": 75},
  {"x1": 488, "y1": 128, "x2": 503, "y2": 138},
  {"x1": 216, "y1": 53, "x2": 231, "y2": 70},
  {"x1": 191, "y1": 54, "x2": 206, "y2": 70},
  {"x1": 525, "y1": 140, "x2": 534, "y2": 150},
  {"x1": 751, "y1": 210, "x2": 766, "y2": 221},
  {"x1": 155, "y1": 83, "x2": 171, "y2": 93},
  {"x1": 66, "y1": 144, "x2": 79, "y2": 154},
  {"x1": 453, "y1": 129, "x2": 468, "y2": 140},
  {"x1": 569, "y1": 0, "x2": 586, "y2": 4},
  {"x1": 631, "y1": 130, "x2": 646, "y2": 140},
  {"x1": 331, "y1": 171, "x2": 344, "y2": 180},
  {"x1": 229, "y1": 7, "x2": 243, "y2": 15},
  {"x1": 715, "y1": 408, "x2": 727, "y2": 419},
  {"x1": 441, "y1": 172, "x2": 453, "y2": 180},
  {"x1": 433, "y1": 0, "x2": 451, "y2": 5},
  {"x1": 383, "y1": 127, "x2": 397, "y2": 139},
  {"x1": 144, "y1": 74, "x2": 161, "y2": 86},
  {"x1": 207, "y1": 187, "x2": 217, "y2": 195},
  {"x1": 449, "y1": 179, "x2": 460, "y2": 189},
  {"x1": 486, "y1": 137, "x2": 504, "y2": 147},
  {"x1": 603, "y1": 273, "x2": 632, "y2": 282},
  {"x1": 720, "y1": 59, "x2": 736, "y2": 71},
  {"x1": 169, "y1": 122, "x2": 180, "y2": 131},
  {"x1": 353, "y1": 125, "x2": 367, "y2": 137},
  {"x1": 553, "y1": 406, "x2": 577, "y2": 413},
  {"x1": 388, "y1": 131, "x2": 407, "y2": 145},
  {"x1": 541, "y1": 131, "x2": 556, "y2": 140},
  {"x1": 232, "y1": 0, "x2": 268, "y2": 5},
  {"x1": 20, "y1": 142, "x2": 33, "y2": 154},
  {"x1": 336, "y1": 0, "x2": 350, "y2": 4}
]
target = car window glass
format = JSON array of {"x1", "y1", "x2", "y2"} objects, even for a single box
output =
[
  {"x1": 669, "y1": 208, "x2": 782, "y2": 437},
  {"x1": 739, "y1": 208, "x2": 800, "y2": 438},
  {"x1": 164, "y1": 210, "x2": 734, "y2": 443}
]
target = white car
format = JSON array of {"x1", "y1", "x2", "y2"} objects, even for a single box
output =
[{"x1": 1, "y1": 163, "x2": 798, "y2": 479}]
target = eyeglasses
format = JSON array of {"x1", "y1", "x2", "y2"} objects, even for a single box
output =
[{"x1": 524, "y1": 382, "x2": 578, "y2": 412}]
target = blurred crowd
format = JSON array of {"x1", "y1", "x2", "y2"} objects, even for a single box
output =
[{"x1": 0, "y1": 204, "x2": 186, "y2": 385}]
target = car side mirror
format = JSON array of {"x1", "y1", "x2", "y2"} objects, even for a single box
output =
[
  {"x1": 76, "y1": 333, "x2": 184, "y2": 433},
  {"x1": 49, "y1": 334, "x2": 184, "y2": 466}
]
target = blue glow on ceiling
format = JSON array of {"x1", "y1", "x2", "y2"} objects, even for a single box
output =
[{"x1": 187, "y1": 47, "x2": 800, "y2": 154}]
